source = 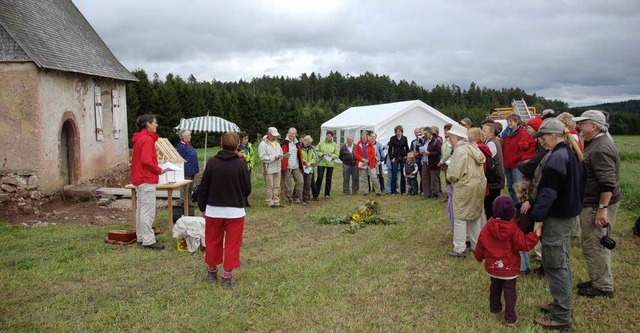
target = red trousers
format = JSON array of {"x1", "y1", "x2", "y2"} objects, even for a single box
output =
[{"x1": 204, "y1": 216, "x2": 244, "y2": 270}]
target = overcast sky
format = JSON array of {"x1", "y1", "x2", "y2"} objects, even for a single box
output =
[{"x1": 73, "y1": 0, "x2": 640, "y2": 107}]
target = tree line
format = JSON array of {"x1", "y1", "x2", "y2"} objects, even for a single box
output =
[{"x1": 125, "y1": 69, "x2": 640, "y2": 146}]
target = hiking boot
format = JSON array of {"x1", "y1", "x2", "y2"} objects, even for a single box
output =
[
  {"x1": 207, "y1": 270, "x2": 218, "y2": 284},
  {"x1": 221, "y1": 277, "x2": 235, "y2": 290},
  {"x1": 578, "y1": 287, "x2": 614, "y2": 298},
  {"x1": 534, "y1": 315, "x2": 572, "y2": 331},
  {"x1": 142, "y1": 242, "x2": 164, "y2": 250},
  {"x1": 540, "y1": 302, "x2": 553, "y2": 313},
  {"x1": 505, "y1": 319, "x2": 517, "y2": 327},
  {"x1": 533, "y1": 266, "x2": 545, "y2": 278},
  {"x1": 448, "y1": 251, "x2": 467, "y2": 258},
  {"x1": 576, "y1": 280, "x2": 593, "y2": 290}
]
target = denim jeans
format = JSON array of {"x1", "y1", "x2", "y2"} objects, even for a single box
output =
[
  {"x1": 390, "y1": 159, "x2": 406, "y2": 194},
  {"x1": 504, "y1": 168, "x2": 522, "y2": 205}
]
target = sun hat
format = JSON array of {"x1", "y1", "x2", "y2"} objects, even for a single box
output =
[
  {"x1": 572, "y1": 110, "x2": 607, "y2": 129},
  {"x1": 532, "y1": 119, "x2": 565, "y2": 138},
  {"x1": 447, "y1": 125, "x2": 468, "y2": 139},
  {"x1": 267, "y1": 127, "x2": 280, "y2": 137},
  {"x1": 492, "y1": 195, "x2": 515, "y2": 221}
]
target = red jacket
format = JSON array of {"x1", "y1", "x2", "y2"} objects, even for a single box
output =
[
  {"x1": 477, "y1": 142, "x2": 491, "y2": 196},
  {"x1": 474, "y1": 217, "x2": 539, "y2": 278},
  {"x1": 502, "y1": 126, "x2": 535, "y2": 168},
  {"x1": 354, "y1": 140, "x2": 377, "y2": 170},
  {"x1": 280, "y1": 140, "x2": 304, "y2": 172},
  {"x1": 130, "y1": 128, "x2": 162, "y2": 186}
]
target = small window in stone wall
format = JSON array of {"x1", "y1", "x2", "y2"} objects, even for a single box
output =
[{"x1": 94, "y1": 86, "x2": 104, "y2": 141}]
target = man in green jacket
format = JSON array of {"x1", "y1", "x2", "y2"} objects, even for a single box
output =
[
  {"x1": 314, "y1": 130, "x2": 339, "y2": 199},
  {"x1": 574, "y1": 110, "x2": 621, "y2": 299}
]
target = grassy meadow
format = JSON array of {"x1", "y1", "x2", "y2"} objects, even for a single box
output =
[{"x1": 1, "y1": 138, "x2": 640, "y2": 332}]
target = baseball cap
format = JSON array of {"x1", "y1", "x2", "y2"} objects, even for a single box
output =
[
  {"x1": 460, "y1": 118, "x2": 473, "y2": 126},
  {"x1": 572, "y1": 110, "x2": 607, "y2": 128},
  {"x1": 267, "y1": 127, "x2": 280, "y2": 137}
]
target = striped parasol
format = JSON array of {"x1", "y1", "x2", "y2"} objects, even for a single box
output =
[
  {"x1": 174, "y1": 116, "x2": 241, "y2": 166},
  {"x1": 174, "y1": 116, "x2": 240, "y2": 133}
]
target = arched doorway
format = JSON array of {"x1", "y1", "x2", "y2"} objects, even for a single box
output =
[{"x1": 60, "y1": 119, "x2": 79, "y2": 185}]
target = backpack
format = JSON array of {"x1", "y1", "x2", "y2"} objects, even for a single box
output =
[{"x1": 482, "y1": 151, "x2": 501, "y2": 184}]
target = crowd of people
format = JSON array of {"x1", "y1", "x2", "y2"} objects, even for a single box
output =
[{"x1": 130, "y1": 109, "x2": 622, "y2": 327}]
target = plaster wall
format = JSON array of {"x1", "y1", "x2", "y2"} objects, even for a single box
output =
[
  {"x1": 36, "y1": 70, "x2": 129, "y2": 192},
  {"x1": 0, "y1": 63, "x2": 41, "y2": 175},
  {"x1": 0, "y1": 62, "x2": 130, "y2": 194}
]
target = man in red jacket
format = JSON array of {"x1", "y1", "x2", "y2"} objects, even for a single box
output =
[
  {"x1": 354, "y1": 131, "x2": 381, "y2": 195},
  {"x1": 130, "y1": 114, "x2": 165, "y2": 250}
]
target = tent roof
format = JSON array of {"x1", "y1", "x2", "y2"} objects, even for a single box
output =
[{"x1": 321, "y1": 100, "x2": 453, "y2": 129}]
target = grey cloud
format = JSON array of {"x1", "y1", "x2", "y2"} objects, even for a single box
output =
[{"x1": 74, "y1": 0, "x2": 640, "y2": 106}]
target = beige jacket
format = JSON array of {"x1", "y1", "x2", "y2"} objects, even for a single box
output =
[
  {"x1": 258, "y1": 137, "x2": 283, "y2": 175},
  {"x1": 447, "y1": 141, "x2": 486, "y2": 220}
]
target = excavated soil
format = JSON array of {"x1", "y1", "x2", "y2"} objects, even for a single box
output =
[{"x1": 2, "y1": 163, "x2": 168, "y2": 227}]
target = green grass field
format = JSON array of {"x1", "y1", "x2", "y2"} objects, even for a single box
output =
[{"x1": 1, "y1": 138, "x2": 639, "y2": 332}]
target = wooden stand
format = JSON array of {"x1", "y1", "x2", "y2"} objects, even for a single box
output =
[{"x1": 125, "y1": 180, "x2": 193, "y2": 230}]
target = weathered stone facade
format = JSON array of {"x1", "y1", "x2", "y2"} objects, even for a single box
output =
[
  {"x1": 0, "y1": 62, "x2": 130, "y2": 196},
  {"x1": 0, "y1": 170, "x2": 46, "y2": 215}
]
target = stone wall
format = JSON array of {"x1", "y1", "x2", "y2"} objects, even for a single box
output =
[{"x1": 0, "y1": 170, "x2": 46, "y2": 215}]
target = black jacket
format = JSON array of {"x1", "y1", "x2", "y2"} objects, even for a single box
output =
[
  {"x1": 388, "y1": 135, "x2": 409, "y2": 159},
  {"x1": 198, "y1": 150, "x2": 252, "y2": 211},
  {"x1": 339, "y1": 143, "x2": 357, "y2": 166}
]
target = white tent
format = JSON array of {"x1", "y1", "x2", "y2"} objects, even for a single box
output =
[{"x1": 320, "y1": 100, "x2": 458, "y2": 146}]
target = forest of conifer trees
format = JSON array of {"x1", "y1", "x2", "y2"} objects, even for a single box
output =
[{"x1": 125, "y1": 69, "x2": 640, "y2": 146}]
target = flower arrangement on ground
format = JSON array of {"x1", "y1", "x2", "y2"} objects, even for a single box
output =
[{"x1": 317, "y1": 200, "x2": 398, "y2": 233}]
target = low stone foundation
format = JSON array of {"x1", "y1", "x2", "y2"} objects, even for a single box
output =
[{"x1": 0, "y1": 170, "x2": 47, "y2": 215}]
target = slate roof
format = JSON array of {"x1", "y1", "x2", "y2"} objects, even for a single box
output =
[{"x1": 0, "y1": 0, "x2": 137, "y2": 81}]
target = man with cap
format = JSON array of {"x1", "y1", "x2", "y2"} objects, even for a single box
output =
[
  {"x1": 446, "y1": 125, "x2": 486, "y2": 257},
  {"x1": 460, "y1": 117, "x2": 473, "y2": 129},
  {"x1": 258, "y1": 127, "x2": 285, "y2": 207},
  {"x1": 573, "y1": 110, "x2": 621, "y2": 299},
  {"x1": 529, "y1": 118, "x2": 586, "y2": 331}
]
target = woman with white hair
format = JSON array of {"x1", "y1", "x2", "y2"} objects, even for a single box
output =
[
  {"x1": 177, "y1": 129, "x2": 199, "y2": 202},
  {"x1": 446, "y1": 125, "x2": 487, "y2": 258}
]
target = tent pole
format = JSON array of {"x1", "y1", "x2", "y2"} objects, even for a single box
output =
[{"x1": 203, "y1": 132, "x2": 208, "y2": 168}]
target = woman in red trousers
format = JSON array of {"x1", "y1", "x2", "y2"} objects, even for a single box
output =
[{"x1": 198, "y1": 132, "x2": 252, "y2": 290}]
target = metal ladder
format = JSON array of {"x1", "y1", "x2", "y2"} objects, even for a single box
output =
[{"x1": 512, "y1": 99, "x2": 531, "y2": 121}]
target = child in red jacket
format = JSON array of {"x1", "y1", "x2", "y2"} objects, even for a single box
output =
[{"x1": 474, "y1": 195, "x2": 542, "y2": 326}]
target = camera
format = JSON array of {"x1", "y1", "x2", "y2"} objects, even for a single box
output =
[{"x1": 600, "y1": 224, "x2": 616, "y2": 250}]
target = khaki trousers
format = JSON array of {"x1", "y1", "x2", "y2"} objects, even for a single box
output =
[
  {"x1": 359, "y1": 167, "x2": 380, "y2": 194},
  {"x1": 264, "y1": 172, "x2": 281, "y2": 206},
  {"x1": 580, "y1": 202, "x2": 619, "y2": 291},
  {"x1": 135, "y1": 183, "x2": 157, "y2": 246},
  {"x1": 284, "y1": 168, "x2": 304, "y2": 202}
]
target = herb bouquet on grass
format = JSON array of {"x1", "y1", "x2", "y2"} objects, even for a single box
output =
[{"x1": 317, "y1": 200, "x2": 399, "y2": 233}]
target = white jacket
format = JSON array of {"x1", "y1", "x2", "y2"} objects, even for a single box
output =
[{"x1": 258, "y1": 137, "x2": 283, "y2": 174}]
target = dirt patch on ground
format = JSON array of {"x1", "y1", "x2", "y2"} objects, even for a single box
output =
[
  {"x1": 2, "y1": 198, "x2": 171, "y2": 226},
  {"x1": 1, "y1": 163, "x2": 170, "y2": 227}
]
